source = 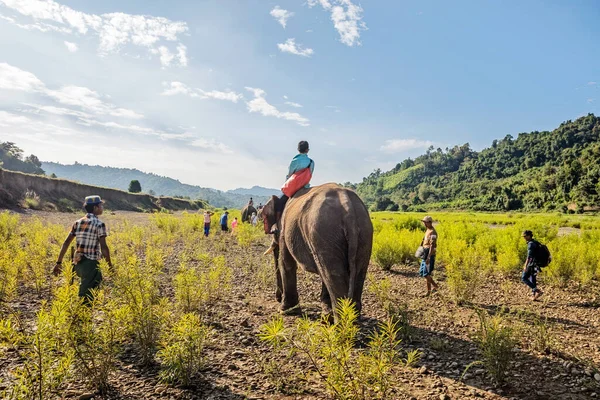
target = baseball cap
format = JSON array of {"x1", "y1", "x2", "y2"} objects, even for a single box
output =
[
  {"x1": 84, "y1": 195, "x2": 104, "y2": 206},
  {"x1": 422, "y1": 216, "x2": 433, "y2": 223}
]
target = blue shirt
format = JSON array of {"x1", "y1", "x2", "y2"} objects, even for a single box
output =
[
  {"x1": 287, "y1": 153, "x2": 315, "y2": 188},
  {"x1": 220, "y1": 213, "x2": 228, "y2": 226}
]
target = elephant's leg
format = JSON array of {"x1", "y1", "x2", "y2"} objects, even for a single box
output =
[
  {"x1": 320, "y1": 282, "x2": 333, "y2": 315},
  {"x1": 352, "y1": 266, "x2": 369, "y2": 314},
  {"x1": 320, "y1": 268, "x2": 350, "y2": 321},
  {"x1": 280, "y1": 244, "x2": 300, "y2": 312},
  {"x1": 273, "y1": 245, "x2": 282, "y2": 303}
]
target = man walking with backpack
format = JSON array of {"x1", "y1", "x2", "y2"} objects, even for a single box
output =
[{"x1": 521, "y1": 230, "x2": 549, "y2": 301}]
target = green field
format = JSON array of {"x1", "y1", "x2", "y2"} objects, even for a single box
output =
[{"x1": 0, "y1": 210, "x2": 598, "y2": 399}]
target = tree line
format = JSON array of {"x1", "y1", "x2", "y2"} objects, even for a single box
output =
[
  {"x1": 353, "y1": 114, "x2": 600, "y2": 213},
  {"x1": 0, "y1": 142, "x2": 45, "y2": 175}
]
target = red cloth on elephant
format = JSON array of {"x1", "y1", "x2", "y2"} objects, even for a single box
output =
[{"x1": 281, "y1": 167, "x2": 312, "y2": 197}]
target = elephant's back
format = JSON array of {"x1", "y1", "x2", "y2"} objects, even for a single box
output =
[{"x1": 286, "y1": 183, "x2": 372, "y2": 234}]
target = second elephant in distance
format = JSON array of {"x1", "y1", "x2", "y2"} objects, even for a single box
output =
[
  {"x1": 241, "y1": 205, "x2": 257, "y2": 223},
  {"x1": 261, "y1": 183, "x2": 373, "y2": 318}
]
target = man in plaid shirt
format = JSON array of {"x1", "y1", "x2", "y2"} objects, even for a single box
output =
[{"x1": 54, "y1": 195, "x2": 112, "y2": 302}]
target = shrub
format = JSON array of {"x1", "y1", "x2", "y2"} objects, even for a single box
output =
[
  {"x1": 444, "y1": 240, "x2": 486, "y2": 305},
  {"x1": 157, "y1": 313, "x2": 210, "y2": 386},
  {"x1": 174, "y1": 263, "x2": 204, "y2": 312},
  {"x1": 473, "y1": 310, "x2": 516, "y2": 384},
  {"x1": 236, "y1": 223, "x2": 263, "y2": 247},
  {"x1": 3, "y1": 277, "x2": 79, "y2": 400},
  {"x1": 112, "y1": 256, "x2": 167, "y2": 365},
  {"x1": 173, "y1": 256, "x2": 232, "y2": 312},
  {"x1": 259, "y1": 299, "x2": 402, "y2": 399},
  {"x1": 372, "y1": 228, "x2": 416, "y2": 270},
  {"x1": 128, "y1": 180, "x2": 142, "y2": 193},
  {"x1": 22, "y1": 189, "x2": 41, "y2": 210},
  {"x1": 67, "y1": 290, "x2": 127, "y2": 393}
]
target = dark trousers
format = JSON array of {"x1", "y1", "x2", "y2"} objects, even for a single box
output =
[
  {"x1": 276, "y1": 195, "x2": 289, "y2": 213},
  {"x1": 74, "y1": 257, "x2": 102, "y2": 302},
  {"x1": 204, "y1": 223, "x2": 210, "y2": 237},
  {"x1": 521, "y1": 266, "x2": 538, "y2": 293}
]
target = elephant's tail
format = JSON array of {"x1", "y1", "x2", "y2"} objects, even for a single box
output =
[{"x1": 346, "y1": 201, "x2": 359, "y2": 301}]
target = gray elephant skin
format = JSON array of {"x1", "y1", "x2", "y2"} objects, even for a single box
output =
[
  {"x1": 241, "y1": 204, "x2": 257, "y2": 223},
  {"x1": 262, "y1": 183, "x2": 373, "y2": 317}
]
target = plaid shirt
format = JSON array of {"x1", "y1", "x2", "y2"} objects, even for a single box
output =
[{"x1": 70, "y1": 213, "x2": 108, "y2": 261}]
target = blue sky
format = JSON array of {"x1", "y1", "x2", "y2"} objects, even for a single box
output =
[{"x1": 0, "y1": 0, "x2": 598, "y2": 190}]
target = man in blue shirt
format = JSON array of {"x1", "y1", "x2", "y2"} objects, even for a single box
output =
[
  {"x1": 220, "y1": 211, "x2": 229, "y2": 232},
  {"x1": 521, "y1": 230, "x2": 543, "y2": 301}
]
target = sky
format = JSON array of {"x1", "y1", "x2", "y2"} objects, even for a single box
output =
[{"x1": 0, "y1": 0, "x2": 599, "y2": 191}]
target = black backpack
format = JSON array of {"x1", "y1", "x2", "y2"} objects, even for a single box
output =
[{"x1": 532, "y1": 240, "x2": 551, "y2": 268}]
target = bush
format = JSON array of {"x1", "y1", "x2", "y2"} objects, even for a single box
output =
[
  {"x1": 157, "y1": 313, "x2": 210, "y2": 386},
  {"x1": 473, "y1": 310, "x2": 516, "y2": 384},
  {"x1": 444, "y1": 239, "x2": 486, "y2": 305},
  {"x1": 68, "y1": 290, "x2": 127, "y2": 393},
  {"x1": 259, "y1": 299, "x2": 402, "y2": 399},
  {"x1": 236, "y1": 223, "x2": 264, "y2": 247},
  {"x1": 128, "y1": 180, "x2": 142, "y2": 193},
  {"x1": 372, "y1": 228, "x2": 416, "y2": 270}
]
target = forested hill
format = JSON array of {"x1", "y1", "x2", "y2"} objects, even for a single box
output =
[
  {"x1": 354, "y1": 114, "x2": 600, "y2": 212},
  {"x1": 41, "y1": 163, "x2": 279, "y2": 209}
]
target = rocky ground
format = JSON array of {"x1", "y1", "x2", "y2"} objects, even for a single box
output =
[{"x1": 1, "y1": 210, "x2": 599, "y2": 400}]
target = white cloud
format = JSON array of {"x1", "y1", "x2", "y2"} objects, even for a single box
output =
[
  {"x1": 326, "y1": 105, "x2": 341, "y2": 112},
  {"x1": 176, "y1": 44, "x2": 188, "y2": 67},
  {"x1": 191, "y1": 138, "x2": 233, "y2": 154},
  {"x1": 46, "y1": 85, "x2": 144, "y2": 118},
  {"x1": 0, "y1": 111, "x2": 32, "y2": 126},
  {"x1": 285, "y1": 101, "x2": 303, "y2": 108},
  {"x1": 588, "y1": 81, "x2": 597, "y2": 86},
  {"x1": 0, "y1": 0, "x2": 188, "y2": 66},
  {"x1": 245, "y1": 87, "x2": 309, "y2": 126},
  {"x1": 161, "y1": 81, "x2": 243, "y2": 103},
  {"x1": 380, "y1": 139, "x2": 434, "y2": 153},
  {"x1": 64, "y1": 40, "x2": 77, "y2": 52},
  {"x1": 0, "y1": 62, "x2": 45, "y2": 91},
  {"x1": 307, "y1": 0, "x2": 366, "y2": 47},
  {"x1": 277, "y1": 38, "x2": 314, "y2": 57},
  {"x1": 20, "y1": 102, "x2": 92, "y2": 118},
  {"x1": 1, "y1": 63, "x2": 143, "y2": 119},
  {"x1": 270, "y1": 6, "x2": 294, "y2": 28},
  {"x1": 201, "y1": 90, "x2": 243, "y2": 103},
  {"x1": 161, "y1": 81, "x2": 197, "y2": 97},
  {"x1": 307, "y1": 0, "x2": 333, "y2": 8},
  {"x1": 588, "y1": 98, "x2": 596, "y2": 103}
]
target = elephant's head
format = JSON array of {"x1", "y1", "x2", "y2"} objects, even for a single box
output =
[{"x1": 259, "y1": 195, "x2": 279, "y2": 234}]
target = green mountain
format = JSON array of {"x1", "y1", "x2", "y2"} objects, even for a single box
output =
[
  {"x1": 354, "y1": 114, "x2": 600, "y2": 213},
  {"x1": 41, "y1": 162, "x2": 279, "y2": 209}
]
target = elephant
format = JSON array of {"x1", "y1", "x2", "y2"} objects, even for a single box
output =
[
  {"x1": 261, "y1": 183, "x2": 373, "y2": 317},
  {"x1": 241, "y1": 204, "x2": 257, "y2": 223}
]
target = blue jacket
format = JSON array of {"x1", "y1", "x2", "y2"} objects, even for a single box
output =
[
  {"x1": 220, "y1": 213, "x2": 228, "y2": 226},
  {"x1": 287, "y1": 153, "x2": 315, "y2": 188}
]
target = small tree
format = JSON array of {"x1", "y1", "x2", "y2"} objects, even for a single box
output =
[{"x1": 128, "y1": 180, "x2": 142, "y2": 193}]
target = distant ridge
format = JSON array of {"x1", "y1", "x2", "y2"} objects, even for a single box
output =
[{"x1": 42, "y1": 162, "x2": 279, "y2": 209}]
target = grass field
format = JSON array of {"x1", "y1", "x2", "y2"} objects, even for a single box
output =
[{"x1": 0, "y1": 209, "x2": 599, "y2": 399}]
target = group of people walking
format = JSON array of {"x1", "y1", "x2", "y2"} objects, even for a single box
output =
[
  {"x1": 416, "y1": 216, "x2": 545, "y2": 300},
  {"x1": 53, "y1": 140, "x2": 545, "y2": 304}
]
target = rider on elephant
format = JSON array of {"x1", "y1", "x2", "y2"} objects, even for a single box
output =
[{"x1": 276, "y1": 140, "x2": 315, "y2": 222}]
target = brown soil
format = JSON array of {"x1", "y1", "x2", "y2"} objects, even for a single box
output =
[{"x1": 1, "y1": 211, "x2": 599, "y2": 400}]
